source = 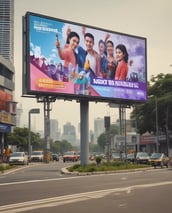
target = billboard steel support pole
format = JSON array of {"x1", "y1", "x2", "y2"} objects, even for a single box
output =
[
  {"x1": 37, "y1": 96, "x2": 56, "y2": 163},
  {"x1": 44, "y1": 99, "x2": 51, "y2": 163},
  {"x1": 28, "y1": 108, "x2": 40, "y2": 158},
  {"x1": 80, "y1": 100, "x2": 89, "y2": 166}
]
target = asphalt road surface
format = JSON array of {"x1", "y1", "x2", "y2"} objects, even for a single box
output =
[{"x1": 0, "y1": 162, "x2": 172, "y2": 212}]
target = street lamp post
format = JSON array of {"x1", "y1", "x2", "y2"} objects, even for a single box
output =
[{"x1": 28, "y1": 108, "x2": 40, "y2": 158}]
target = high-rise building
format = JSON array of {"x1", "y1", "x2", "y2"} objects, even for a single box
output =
[
  {"x1": 0, "y1": 0, "x2": 14, "y2": 63},
  {"x1": 0, "y1": 0, "x2": 16, "y2": 159},
  {"x1": 62, "y1": 122, "x2": 77, "y2": 145},
  {"x1": 94, "y1": 117, "x2": 105, "y2": 143},
  {"x1": 50, "y1": 119, "x2": 60, "y2": 142}
]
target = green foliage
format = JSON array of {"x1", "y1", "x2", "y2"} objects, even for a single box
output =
[
  {"x1": 89, "y1": 143, "x2": 99, "y2": 153},
  {"x1": 68, "y1": 162, "x2": 150, "y2": 173},
  {"x1": 0, "y1": 164, "x2": 16, "y2": 173},
  {"x1": 131, "y1": 73, "x2": 172, "y2": 134},
  {"x1": 51, "y1": 139, "x2": 73, "y2": 154},
  {"x1": 6, "y1": 127, "x2": 43, "y2": 151},
  {"x1": 6, "y1": 128, "x2": 74, "y2": 154},
  {"x1": 95, "y1": 156, "x2": 102, "y2": 165},
  {"x1": 97, "y1": 124, "x2": 119, "y2": 151}
]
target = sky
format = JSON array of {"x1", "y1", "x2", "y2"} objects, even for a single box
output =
[{"x1": 14, "y1": 0, "x2": 172, "y2": 133}]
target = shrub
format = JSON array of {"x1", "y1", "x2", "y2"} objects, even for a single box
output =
[
  {"x1": 0, "y1": 164, "x2": 15, "y2": 173},
  {"x1": 68, "y1": 161, "x2": 150, "y2": 173},
  {"x1": 95, "y1": 156, "x2": 102, "y2": 165}
]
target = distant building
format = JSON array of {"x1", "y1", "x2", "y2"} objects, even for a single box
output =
[
  {"x1": 94, "y1": 117, "x2": 105, "y2": 143},
  {"x1": 16, "y1": 104, "x2": 23, "y2": 127},
  {"x1": 0, "y1": 0, "x2": 14, "y2": 63},
  {"x1": 89, "y1": 130, "x2": 94, "y2": 144},
  {"x1": 0, "y1": 0, "x2": 16, "y2": 159},
  {"x1": 61, "y1": 122, "x2": 77, "y2": 145},
  {"x1": 50, "y1": 119, "x2": 60, "y2": 142}
]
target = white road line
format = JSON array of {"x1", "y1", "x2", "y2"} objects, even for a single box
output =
[{"x1": 0, "y1": 181, "x2": 172, "y2": 212}]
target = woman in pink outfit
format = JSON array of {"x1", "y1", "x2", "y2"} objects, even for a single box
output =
[
  {"x1": 114, "y1": 44, "x2": 129, "y2": 81},
  {"x1": 56, "y1": 31, "x2": 80, "y2": 69}
]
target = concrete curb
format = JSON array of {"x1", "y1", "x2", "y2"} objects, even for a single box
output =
[{"x1": 61, "y1": 166, "x2": 153, "y2": 176}]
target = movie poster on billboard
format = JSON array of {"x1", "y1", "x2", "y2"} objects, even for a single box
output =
[{"x1": 25, "y1": 12, "x2": 147, "y2": 103}]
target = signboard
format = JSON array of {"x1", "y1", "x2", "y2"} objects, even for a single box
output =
[{"x1": 23, "y1": 12, "x2": 147, "y2": 104}]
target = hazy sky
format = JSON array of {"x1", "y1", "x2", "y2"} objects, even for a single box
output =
[{"x1": 14, "y1": 0, "x2": 172, "y2": 132}]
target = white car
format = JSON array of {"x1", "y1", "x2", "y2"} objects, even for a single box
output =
[
  {"x1": 30, "y1": 151, "x2": 44, "y2": 162},
  {"x1": 136, "y1": 152, "x2": 150, "y2": 164},
  {"x1": 9, "y1": 152, "x2": 29, "y2": 165}
]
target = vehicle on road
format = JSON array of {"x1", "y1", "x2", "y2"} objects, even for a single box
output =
[
  {"x1": 9, "y1": 152, "x2": 29, "y2": 165},
  {"x1": 127, "y1": 153, "x2": 135, "y2": 163},
  {"x1": 111, "y1": 152, "x2": 121, "y2": 160},
  {"x1": 149, "y1": 153, "x2": 169, "y2": 168},
  {"x1": 51, "y1": 153, "x2": 59, "y2": 161},
  {"x1": 63, "y1": 151, "x2": 79, "y2": 162},
  {"x1": 30, "y1": 151, "x2": 44, "y2": 162},
  {"x1": 111, "y1": 152, "x2": 125, "y2": 161},
  {"x1": 135, "y1": 152, "x2": 150, "y2": 164}
]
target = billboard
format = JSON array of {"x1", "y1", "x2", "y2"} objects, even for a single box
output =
[{"x1": 23, "y1": 12, "x2": 147, "y2": 103}]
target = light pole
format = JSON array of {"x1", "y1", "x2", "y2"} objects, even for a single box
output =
[{"x1": 28, "y1": 108, "x2": 40, "y2": 158}]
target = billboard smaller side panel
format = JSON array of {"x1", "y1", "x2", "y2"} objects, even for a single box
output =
[{"x1": 24, "y1": 12, "x2": 147, "y2": 103}]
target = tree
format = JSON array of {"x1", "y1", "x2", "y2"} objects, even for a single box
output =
[
  {"x1": 97, "y1": 124, "x2": 119, "y2": 151},
  {"x1": 131, "y1": 73, "x2": 172, "y2": 134},
  {"x1": 51, "y1": 140, "x2": 73, "y2": 154},
  {"x1": 7, "y1": 127, "x2": 43, "y2": 151}
]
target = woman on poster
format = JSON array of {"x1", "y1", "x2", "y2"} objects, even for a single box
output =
[
  {"x1": 55, "y1": 31, "x2": 80, "y2": 71},
  {"x1": 114, "y1": 44, "x2": 129, "y2": 81}
]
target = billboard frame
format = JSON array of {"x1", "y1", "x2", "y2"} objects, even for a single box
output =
[{"x1": 22, "y1": 11, "x2": 147, "y2": 105}]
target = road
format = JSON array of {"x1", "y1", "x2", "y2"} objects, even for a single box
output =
[{"x1": 0, "y1": 162, "x2": 172, "y2": 212}]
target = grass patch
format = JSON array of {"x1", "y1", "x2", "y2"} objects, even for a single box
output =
[
  {"x1": 0, "y1": 164, "x2": 16, "y2": 173},
  {"x1": 68, "y1": 161, "x2": 150, "y2": 173}
]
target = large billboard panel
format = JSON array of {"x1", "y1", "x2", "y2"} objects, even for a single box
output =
[{"x1": 23, "y1": 12, "x2": 147, "y2": 103}]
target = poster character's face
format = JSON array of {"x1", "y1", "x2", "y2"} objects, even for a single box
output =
[
  {"x1": 69, "y1": 36, "x2": 80, "y2": 50},
  {"x1": 84, "y1": 36, "x2": 94, "y2": 51},
  {"x1": 116, "y1": 48, "x2": 125, "y2": 62},
  {"x1": 107, "y1": 42, "x2": 114, "y2": 56},
  {"x1": 99, "y1": 42, "x2": 105, "y2": 55}
]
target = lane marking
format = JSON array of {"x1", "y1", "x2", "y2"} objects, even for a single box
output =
[
  {"x1": 0, "y1": 168, "x2": 170, "y2": 186},
  {"x1": 0, "y1": 181, "x2": 172, "y2": 212}
]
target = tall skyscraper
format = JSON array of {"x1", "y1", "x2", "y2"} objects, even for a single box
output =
[
  {"x1": 62, "y1": 122, "x2": 77, "y2": 145},
  {"x1": 50, "y1": 119, "x2": 60, "y2": 142},
  {"x1": 0, "y1": 0, "x2": 16, "y2": 157},
  {"x1": 0, "y1": 0, "x2": 14, "y2": 63},
  {"x1": 94, "y1": 117, "x2": 105, "y2": 143}
]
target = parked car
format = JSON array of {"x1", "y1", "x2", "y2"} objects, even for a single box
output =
[
  {"x1": 135, "y1": 152, "x2": 150, "y2": 164},
  {"x1": 51, "y1": 153, "x2": 59, "y2": 161},
  {"x1": 127, "y1": 153, "x2": 135, "y2": 163},
  {"x1": 149, "y1": 153, "x2": 169, "y2": 168},
  {"x1": 111, "y1": 152, "x2": 124, "y2": 161},
  {"x1": 9, "y1": 152, "x2": 29, "y2": 165},
  {"x1": 63, "y1": 151, "x2": 79, "y2": 162},
  {"x1": 111, "y1": 152, "x2": 121, "y2": 160},
  {"x1": 30, "y1": 150, "x2": 44, "y2": 162}
]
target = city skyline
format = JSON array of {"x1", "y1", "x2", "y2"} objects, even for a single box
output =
[{"x1": 14, "y1": 0, "x2": 172, "y2": 132}]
